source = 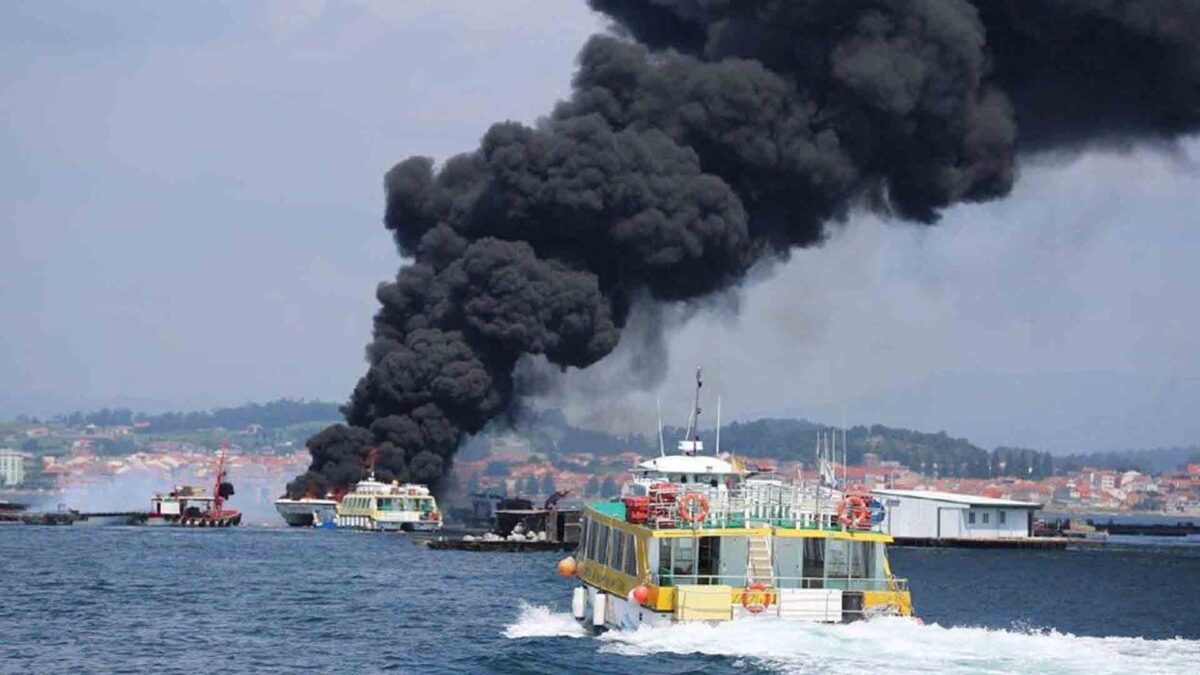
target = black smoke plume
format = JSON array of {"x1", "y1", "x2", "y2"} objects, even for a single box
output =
[{"x1": 288, "y1": 0, "x2": 1200, "y2": 496}]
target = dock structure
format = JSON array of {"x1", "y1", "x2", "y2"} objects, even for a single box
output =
[
  {"x1": 892, "y1": 536, "x2": 1104, "y2": 550},
  {"x1": 872, "y1": 488, "x2": 1042, "y2": 542},
  {"x1": 421, "y1": 538, "x2": 575, "y2": 552}
]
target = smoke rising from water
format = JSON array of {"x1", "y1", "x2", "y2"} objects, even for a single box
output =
[{"x1": 288, "y1": 0, "x2": 1200, "y2": 495}]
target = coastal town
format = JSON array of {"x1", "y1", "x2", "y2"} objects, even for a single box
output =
[{"x1": 3, "y1": 420, "x2": 1198, "y2": 519}]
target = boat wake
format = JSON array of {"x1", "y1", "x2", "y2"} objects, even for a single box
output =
[
  {"x1": 502, "y1": 603, "x2": 589, "y2": 639},
  {"x1": 505, "y1": 608, "x2": 1199, "y2": 674}
]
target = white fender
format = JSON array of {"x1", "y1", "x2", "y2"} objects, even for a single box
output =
[
  {"x1": 592, "y1": 592, "x2": 607, "y2": 628},
  {"x1": 572, "y1": 587, "x2": 586, "y2": 620}
]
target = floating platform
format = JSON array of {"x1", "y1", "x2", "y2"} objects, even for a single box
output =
[
  {"x1": 892, "y1": 536, "x2": 1104, "y2": 550},
  {"x1": 1089, "y1": 520, "x2": 1200, "y2": 537},
  {"x1": 419, "y1": 537, "x2": 575, "y2": 552}
]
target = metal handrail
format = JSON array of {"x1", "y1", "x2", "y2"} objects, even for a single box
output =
[
  {"x1": 629, "y1": 482, "x2": 881, "y2": 532},
  {"x1": 650, "y1": 572, "x2": 909, "y2": 592}
]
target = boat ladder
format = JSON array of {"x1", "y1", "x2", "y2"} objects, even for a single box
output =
[{"x1": 747, "y1": 534, "x2": 774, "y2": 585}]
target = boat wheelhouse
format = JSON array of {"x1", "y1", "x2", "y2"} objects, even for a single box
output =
[
  {"x1": 560, "y1": 371, "x2": 912, "y2": 629},
  {"x1": 334, "y1": 472, "x2": 443, "y2": 532}
]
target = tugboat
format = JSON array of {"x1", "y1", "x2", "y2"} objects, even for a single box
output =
[
  {"x1": 334, "y1": 470, "x2": 442, "y2": 532},
  {"x1": 556, "y1": 369, "x2": 913, "y2": 629},
  {"x1": 147, "y1": 445, "x2": 241, "y2": 527}
]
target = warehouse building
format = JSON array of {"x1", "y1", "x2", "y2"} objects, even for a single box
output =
[{"x1": 871, "y1": 488, "x2": 1041, "y2": 540}]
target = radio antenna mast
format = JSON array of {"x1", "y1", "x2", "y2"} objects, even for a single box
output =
[{"x1": 656, "y1": 397, "x2": 665, "y2": 457}]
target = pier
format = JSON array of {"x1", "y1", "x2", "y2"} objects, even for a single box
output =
[{"x1": 892, "y1": 536, "x2": 1104, "y2": 549}]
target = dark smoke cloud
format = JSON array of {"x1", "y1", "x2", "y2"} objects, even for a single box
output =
[{"x1": 288, "y1": 0, "x2": 1200, "y2": 496}]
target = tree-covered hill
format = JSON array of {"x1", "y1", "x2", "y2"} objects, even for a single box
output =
[{"x1": 49, "y1": 399, "x2": 341, "y2": 433}]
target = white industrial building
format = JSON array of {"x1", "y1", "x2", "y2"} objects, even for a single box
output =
[
  {"x1": 872, "y1": 488, "x2": 1041, "y2": 540},
  {"x1": 0, "y1": 448, "x2": 28, "y2": 487}
]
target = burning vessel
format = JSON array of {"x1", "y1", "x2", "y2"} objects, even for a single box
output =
[
  {"x1": 146, "y1": 445, "x2": 241, "y2": 527},
  {"x1": 274, "y1": 496, "x2": 338, "y2": 527},
  {"x1": 557, "y1": 370, "x2": 912, "y2": 629}
]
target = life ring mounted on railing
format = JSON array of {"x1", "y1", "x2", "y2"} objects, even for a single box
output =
[
  {"x1": 677, "y1": 493, "x2": 709, "y2": 524},
  {"x1": 837, "y1": 494, "x2": 872, "y2": 530},
  {"x1": 741, "y1": 582, "x2": 773, "y2": 614}
]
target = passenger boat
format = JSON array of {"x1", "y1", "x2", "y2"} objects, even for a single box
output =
[
  {"x1": 146, "y1": 445, "x2": 241, "y2": 527},
  {"x1": 334, "y1": 471, "x2": 443, "y2": 532},
  {"x1": 558, "y1": 371, "x2": 912, "y2": 629},
  {"x1": 274, "y1": 496, "x2": 338, "y2": 527}
]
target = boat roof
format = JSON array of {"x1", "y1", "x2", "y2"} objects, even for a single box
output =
[
  {"x1": 636, "y1": 454, "x2": 741, "y2": 475},
  {"x1": 275, "y1": 497, "x2": 337, "y2": 505},
  {"x1": 872, "y1": 488, "x2": 1041, "y2": 508}
]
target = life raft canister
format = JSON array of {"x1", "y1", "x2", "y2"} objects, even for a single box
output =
[
  {"x1": 742, "y1": 582, "x2": 772, "y2": 614},
  {"x1": 677, "y1": 493, "x2": 709, "y2": 524},
  {"x1": 837, "y1": 495, "x2": 872, "y2": 530}
]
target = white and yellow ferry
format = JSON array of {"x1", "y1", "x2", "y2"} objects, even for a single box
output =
[
  {"x1": 557, "y1": 373, "x2": 912, "y2": 629},
  {"x1": 335, "y1": 471, "x2": 443, "y2": 532}
]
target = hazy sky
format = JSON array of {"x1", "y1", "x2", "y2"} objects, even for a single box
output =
[{"x1": 2, "y1": 2, "x2": 1197, "y2": 453}]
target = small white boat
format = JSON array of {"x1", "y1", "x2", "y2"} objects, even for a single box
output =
[{"x1": 274, "y1": 497, "x2": 338, "y2": 527}]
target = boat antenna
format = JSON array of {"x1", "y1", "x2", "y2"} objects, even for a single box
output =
[
  {"x1": 715, "y1": 395, "x2": 721, "y2": 456},
  {"x1": 656, "y1": 397, "x2": 665, "y2": 458},
  {"x1": 683, "y1": 366, "x2": 702, "y2": 442},
  {"x1": 841, "y1": 408, "x2": 848, "y2": 490}
]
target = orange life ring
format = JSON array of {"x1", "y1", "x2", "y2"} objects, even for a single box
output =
[
  {"x1": 837, "y1": 495, "x2": 872, "y2": 530},
  {"x1": 742, "y1": 582, "x2": 772, "y2": 613},
  {"x1": 677, "y1": 493, "x2": 709, "y2": 524}
]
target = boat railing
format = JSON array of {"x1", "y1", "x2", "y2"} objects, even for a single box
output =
[
  {"x1": 650, "y1": 572, "x2": 909, "y2": 593},
  {"x1": 633, "y1": 482, "x2": 879, "y2": 533}
]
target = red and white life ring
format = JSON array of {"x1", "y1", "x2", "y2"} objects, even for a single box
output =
[
  {"x1": 677, "y1": 493, "x2": 710, "y2": 524},
  {"x1": 837, "y1": 495, "x2": 872, "y2": 530},
  {"x1": 742, "y1": 582, "x2": 773, "y2": 614}
]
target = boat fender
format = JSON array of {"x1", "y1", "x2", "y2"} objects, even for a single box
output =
[
  {"x1": 630, "y1": 585, "x2": 650, "y2": 605},
  {"x1": 592, "y1": 592, "x2": 607, "y2": 628},
  {"x1": 572, "y1": 587, "x2": 586, "y2": 620},
  {"x1": 557, "y1": 556, "x2": 577, "y2": 577}
]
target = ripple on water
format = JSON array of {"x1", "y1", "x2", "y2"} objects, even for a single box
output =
[{"x1": 3, "y1": 527, "x2": 1199, "y2": 674}]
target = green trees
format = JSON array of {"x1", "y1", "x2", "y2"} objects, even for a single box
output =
[{"x1": 600, "y1": 475, "x2": 619, "y2": 498}]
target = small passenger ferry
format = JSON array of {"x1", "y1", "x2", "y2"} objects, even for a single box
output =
[
  {"x1": 558, "y1": 372, "x2": 912, "y2": 629},
  {"x1": 334, "y1": 471, "x2": 443, "y2": 532}
]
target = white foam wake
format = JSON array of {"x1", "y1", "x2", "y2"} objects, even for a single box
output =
[
  {"x1": 597, "y1": 616, "x2": 1200, "y2": 674},
  {"x1": 504, "y1": 606, "x2": 1199, "y2": 673},
  {"x1": 502, "y1": 603, "x2": 589, "y2": 639}
]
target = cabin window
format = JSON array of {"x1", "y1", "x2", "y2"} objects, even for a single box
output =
[
  {"x1": 597, "y1": 525, "x2": 610, "y2": 566},
  {"x1": 612, "y1": 528, "x2": 625, "y2": 568},
  {"x1": 377, "y1": 498, "x2": 393, "y2": 511},
  {"x1": 982, "y1": 512, "x2": 990, "y2": 525},
  {"x1": 580, "y1": 518, "x2": 591, "y2": 560},
  {"x1": 622, "y1": 533, "x2": 637, "y2": 576},
  {"x1": 697, "y1": 537, "x2": 720, "y2": 584},
  {"x1": 802, "y1": 538, "x2": 825, "y2": 588},
  {"x1": 672, "y1": 538, "x2": 696, "y2": 580},
  {"x1": 968, "y1": 511, "x2": 976, "y2": 525},
  {"x1": 1000, "y1": 511, "x2": 1007, "y2": 525},
  {"x1": 825, "y1": 540, "x2": 871, "y2": 588},
  {"x1": 658, "y1": 539, "x2": 671, "y2": 582}
]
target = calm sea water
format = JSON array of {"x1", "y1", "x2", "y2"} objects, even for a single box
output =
[{"x1": 2, "y1": 526, "x2": 1198, "y2": 674}]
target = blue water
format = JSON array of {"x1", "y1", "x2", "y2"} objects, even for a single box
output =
[{"x1": 2, "y1": 527, "x2": 1198, "y2": 674}]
